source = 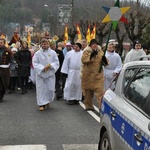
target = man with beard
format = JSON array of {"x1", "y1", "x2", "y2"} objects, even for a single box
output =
[
  {"x1": 61, "y1": 43, "x2": 83, "y2": 104},
  {"x1": 33, "y1": 39, "x2": 59, "y2": 111}
]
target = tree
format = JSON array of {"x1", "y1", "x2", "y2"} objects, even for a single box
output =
[
  {"x1": 96, "y1": 21, "x2": 109, "y2": 46},
  {"x1": 124, "y1": 11, "x2": 150, "y2": 43},
  {"x1": 114, "y1": 24, "x2": 126, "y2": 55},
  {"x1": 78, "y1": 19, "x2": 89, "y2": 39},
  {"x1": 141, "y1": 23, "x2": 150, "y2": 47},
  {"x1": 68, "y1": 25, "x2": 77, "y2": 44},
  {"x1": 122, "y1": 0, "x2": 150, "y2": 43}
]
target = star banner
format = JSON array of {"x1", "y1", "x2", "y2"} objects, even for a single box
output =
[
  {"x1": 102, "y1": 0, "x2": 130, "y2": 30},
  {"x1": 99, "y1": 0, "x2": 130, "y2": 73}
]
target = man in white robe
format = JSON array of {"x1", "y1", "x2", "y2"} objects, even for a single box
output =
[
  {"x1": 61, "y1": 43, "x2": 83, "y2": 105},
  {"x1": 32, "y1": 39, "x2": 59, "y2": 111},
  {"x1": 104, "y1": 43, "x2": 122, "y2": 90}
]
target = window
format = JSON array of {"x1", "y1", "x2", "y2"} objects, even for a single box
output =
[
  {"x1": 124, "y1": 68, "x2": 150, "y2": 117},
  {"x1": 124, "y1": 68, "x2": 138, "y2": 88}
]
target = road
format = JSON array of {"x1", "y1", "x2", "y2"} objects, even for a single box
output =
[{"x1": 0, "y1": 89, "x2": 100, "y2": 150}]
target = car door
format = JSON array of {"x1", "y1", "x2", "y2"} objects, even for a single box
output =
[
  {"x1": 105, "y1": 90, "x2": 134, "y2": 150},
  {"x1": 133, "y1": 127, "x2": 150, "y2": 150},
  {"x1": 124, "y1": 67, "x2": 150, "y2": 150},
  {"x1": 104, "y1": 68, "x2": 139, "y2": 149}
]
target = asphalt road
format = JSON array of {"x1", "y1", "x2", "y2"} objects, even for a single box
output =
[{"x1": 0, "y1": 89, "x2": 100, "y2": 150}]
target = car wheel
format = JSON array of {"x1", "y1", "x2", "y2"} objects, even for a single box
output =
[{"x1": 98, "y1": 131, "x2": 112, "y2": 150}]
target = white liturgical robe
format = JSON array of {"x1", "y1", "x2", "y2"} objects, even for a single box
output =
[
  {"x1": 61, "y1": 50, "x2": 83, "y2": 101},
  {"x1": 104, "y1": 51, "x2": 122, "y2": 90},
  {"x1": 124, "y1": 48, "x2": 147, "y2": 64},
  {"x1": 33, "y1": 48, "x2": 59, "y2": 106}
]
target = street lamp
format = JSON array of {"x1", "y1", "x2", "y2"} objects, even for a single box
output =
[{"x1": 44, "y1": 4, "x2": 54, "y2": 35}]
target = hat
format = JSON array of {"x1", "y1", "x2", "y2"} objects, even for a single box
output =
[
  {"x1": 49, "y1": 40, "x2": 56, "y2": 46},
  {"x1": 89, "y1": 39, "x2": 99, "y2": 46},
  {"x1": 75, "y1": 42, "x2": 82, "y2": 49},
  {"x1": 66, "y1": 42, "x2": 72, "y2": 46},
  {"x1": 10, "y1": 43, "x2": 16, "y2": 48},
  {"x1": 133, "y1": 40, "x2": 141, "y2": 48},
  {"x1": 11, "y1": 47, "x2": 17, "y2": 52}
]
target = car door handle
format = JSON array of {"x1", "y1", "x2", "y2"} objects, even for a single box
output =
[
  {"x1": 134, "y1": 133, "x2": 143, "y2": 143},
  {"x1": 111, "y1": 111, "x2": 116, "y2": 118}
]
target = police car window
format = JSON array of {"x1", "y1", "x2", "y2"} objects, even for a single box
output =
[
  {"x1": 125, "y1": 68, "x2": 150, "y2": 117},
  {"x1": 124, "y1": 68, "x2": 138, "y2": 88}
]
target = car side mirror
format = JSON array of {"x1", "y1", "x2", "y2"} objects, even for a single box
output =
[{"x1": 148, "y1": 122, "x2": 150, "y2": 131}]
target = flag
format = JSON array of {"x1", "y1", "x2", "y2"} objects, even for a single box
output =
[
  {"x1": 64, "y1": 25, "x2": 68, "y2": 45},
  {"x1": 91, "y1": 24, "x2": 96, "y2": 39},
  {"x1": 76, "y1": 24, "x2": 82, "y2": 40},
  {"x1": 27, "y1": 31, "x2": 31, "y2": 46},
  {"x1": 86, "y1": 25, "x2": 91, "y2": 44}
]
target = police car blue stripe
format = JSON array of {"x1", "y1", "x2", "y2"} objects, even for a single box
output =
[{"x1": 101, "y1": 100, "x2": 150, "y2": 150}]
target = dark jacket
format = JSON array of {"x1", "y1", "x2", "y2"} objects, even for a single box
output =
[
  {"x1": 16, "y1": 49, "x2": 32, "y2": 77},
  {"x1": 0, "y1": 46, "x2": 12, "y2": 89},
  {"x1": 10, "y1": 54, "x2": 18, "y2": 77},
  {"x1": 55, "y1": 49, "x2": 64, "y2": 81}
]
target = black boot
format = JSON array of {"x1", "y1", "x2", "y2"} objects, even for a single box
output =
[
  {"x1": 21, "y1": 87, "x2": 25, "y2": 94},
  {"x1": 0, "y1": 99, "x2": 3, "y2": 103}
]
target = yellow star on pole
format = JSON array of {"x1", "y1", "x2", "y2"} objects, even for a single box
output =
[{"x1": 102, "y1": 0, "x2": 130, "y2": 30}]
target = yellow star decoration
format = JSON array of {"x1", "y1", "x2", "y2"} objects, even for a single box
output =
[{"x1": 102, "y1": 0, "x2": 130, "y2": 30}]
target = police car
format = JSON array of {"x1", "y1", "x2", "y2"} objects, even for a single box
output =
[{"x1": 98, "y1": 60, "x2": 150, "y2": 150}]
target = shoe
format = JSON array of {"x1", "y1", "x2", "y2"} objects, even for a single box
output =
[
  {"x1": 68, "y1": 100, "x2": 75, "y2": 105},
  {"x1": 12, "y1": 90, "x2": 15, "y2": 93},
  {"x1": 8, "y1": 91, "x2": 12, "y2": 94},
  {"x1": 17, "y1": 87, "x2": 21, "y2": 91},
  {"x1": 57, "y1": 95, "x2": 62, "y2": 100},
  {"x1": 85, "y1": 108, "x2": 94, "y2": 111},
  {"x1": 39, "y1": 106, "x2": 45, "y2": 111},
  {"x1": 21, "y1": 91, "x2": 25, "y2": 94},
  {"x1": 45, "y1": 103, "x2": 50, "y2": 108},
  {"x1": 74, "y1": 100, "x2": 79, "y2": 105}
]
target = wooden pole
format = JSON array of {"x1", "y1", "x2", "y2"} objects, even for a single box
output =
[{"x1": 99, "y1": 23, "x2": 113, "y2": 73}]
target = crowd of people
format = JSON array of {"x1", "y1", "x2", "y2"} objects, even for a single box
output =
[{"x1": 0, "y1": 31, "x2": 149, "y2": 112}]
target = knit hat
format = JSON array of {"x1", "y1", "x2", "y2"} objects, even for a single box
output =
[
  {"x1": 75, "y1": 42, "x2": 82, "y2": 49},
  {"x1": 133, "y1": 40, "x2": 141, "y2": 48},
  {"x1": 89, "y1": 39, "x2": 99, "y2": 46},
  {"x1": 66, "y1": 42, "x2": 72, "y2": 46}
]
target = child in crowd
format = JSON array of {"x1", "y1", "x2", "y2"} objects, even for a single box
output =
[{"x1": 9, "y1": 47, "x2": 18, "y2": 93}]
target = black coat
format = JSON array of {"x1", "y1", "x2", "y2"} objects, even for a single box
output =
[
  {"x1": 16, "y1": 49, "x2": 32, "y2": 77},
  {"x1": 0, "y1": 46, "x2": 12, "y2": 90},
  {"x1": 55, "y1": 49, "x2": 64, "y2": 81}
]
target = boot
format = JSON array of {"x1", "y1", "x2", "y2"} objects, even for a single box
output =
[{"x1": 21, "y1": 87, "x2": 25, "y2": 94}]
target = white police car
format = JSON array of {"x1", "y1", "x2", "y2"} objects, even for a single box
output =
[{"x1": 98, "y1": 60, "x2": 150, "y2": 150}]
